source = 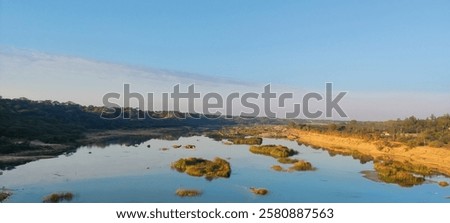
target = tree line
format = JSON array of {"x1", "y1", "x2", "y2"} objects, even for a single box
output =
[{"x1": 290, "y1": 115, "x2": 450, "y2": 148}]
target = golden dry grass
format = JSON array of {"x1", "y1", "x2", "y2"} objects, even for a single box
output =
[{"x1": 285, "y1": 128, "x2": 450, "y2": 176}]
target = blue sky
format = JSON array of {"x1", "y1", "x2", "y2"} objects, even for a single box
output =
[{"x1": 1, "y1": 1, "x2": 449, "y2": 120}]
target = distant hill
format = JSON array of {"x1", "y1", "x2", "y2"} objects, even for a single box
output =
[{"x1": 0, "y1": 97, "x2": 301, "y2": 154}]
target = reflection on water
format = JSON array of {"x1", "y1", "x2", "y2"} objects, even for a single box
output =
[{"x1": 0, "y1": 136, "x2": 449, "y2": 203}]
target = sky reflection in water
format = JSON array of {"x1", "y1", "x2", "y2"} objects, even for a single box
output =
[{"x1": 1, "y1": 136, "x2": 449, "y2": 203}]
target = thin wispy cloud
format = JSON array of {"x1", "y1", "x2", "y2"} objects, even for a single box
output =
[
  {"x1": 0, "y1": 47, "x2": 253, "y2": 105},
  {"x1": 1, "y1": 47, "x2": 449, "y2": 121}
]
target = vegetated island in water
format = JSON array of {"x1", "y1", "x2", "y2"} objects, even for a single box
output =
[
  {"x1": 249, "y1": 145, "x2": 298, "y2": 158},
  {"x1": 42, "y1": 192, "x2": 74, "y2": 203},
  {"x1": 0, "y1": 191, "x2": 11, "y2": 202},
  {"x1": 171, "y1": 157, "x2": 231, "y2": 180}
]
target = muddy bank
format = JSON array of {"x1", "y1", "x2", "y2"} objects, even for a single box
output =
[
  {"x1": 0, "y1": 141, "x2": 76, "y2": 170},
  {"x1": 0, "y1": 127, "x2": 207, "y2": 170}
]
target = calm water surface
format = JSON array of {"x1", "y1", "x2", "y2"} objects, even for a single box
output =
[{"x1": 1, "y1": 136, "x2": 449, "y2": 202}]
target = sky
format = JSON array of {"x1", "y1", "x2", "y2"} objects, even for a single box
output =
[{"x1": 0, "y1": 1, "x2": 449, "y2": 120}]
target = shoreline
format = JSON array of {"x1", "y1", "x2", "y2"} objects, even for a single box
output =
[
  {"x1": 282, "y1": 128, "x2": 450, "y2": 176},
  {"x1": 2, "y1": 125, "x2": 449, "y2": 177},
  {"x1": 0, "y1": 127, "x2": 206, "y2": 169}
]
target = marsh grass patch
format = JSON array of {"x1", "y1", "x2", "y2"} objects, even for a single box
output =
[
  {"x1": 250, "y1": 187, "x2": 269, "y2": 195},
  {"x1": 288, "y1": 160, "x2": 315, "y2": 171},
  {"x1": 374, "y1": 160, "x2": 430, "y2": 187},
  {"x1": 277, "y1": 157, "x2": 299, "y2": 164},
  {"x1": 231, "y1": 137, "x2": 263, "y2": 145},
  {"x1": 175, "y1": 189, "x2": 202, "y2": 197},
  {"x1": 249, "y1": 145, "x2": 298, "y2": 158},
  {"x1": 171, "y1": 157, "x2": 231, "y2": 180},
  {"x1": 43, "y1": 192, "x2": 74, "y2": 203},
  {"x1": 0, "y1": 191, "x2": 11, "y2": 202},
  {"x1": 271, "y1": 165, "x2": 285, "y2": 172}
]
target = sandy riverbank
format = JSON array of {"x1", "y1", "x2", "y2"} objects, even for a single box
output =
[{"x1": 283, "y1": 128, "x2": 450, "y2": 176}]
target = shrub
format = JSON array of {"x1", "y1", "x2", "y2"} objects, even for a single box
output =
[{"x1": 429, "y1": 140, "x2": 444, "y2": 148}]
